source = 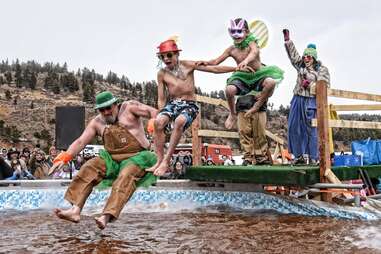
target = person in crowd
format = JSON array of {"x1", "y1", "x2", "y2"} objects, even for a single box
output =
[
  {"x1": 0, "y1": 156, "x2": 14, "y2": 180},
  {"x1": 21, "y1": 147, "x2": 31, "y2": 168},
  {"x1": 46, "y1": 146, "x2": 58, "y2": 167},
  {"x1": 223, "y1": 155, "x2": 234, "y2": 166},
  {"x1": 283, "y1": 29, "x2": 330, "y2": 165},
  {"x1": 6, "y1": 148, "x2": 34, "y2": 180},
  {"x1": 30, "y1": 149, "x2": 50, "y2": 179}
]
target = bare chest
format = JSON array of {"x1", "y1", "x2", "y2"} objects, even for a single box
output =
[
  {"x1": 231, "y1": 47, "x2": 261, "y2": 67},
  {"x1": 163, "y1": 69, "x2": 194, "y2": 95}
]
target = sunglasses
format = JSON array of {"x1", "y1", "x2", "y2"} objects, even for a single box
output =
[
  {"x1": 157, "y1": 52, "x2": 174, "y2": 60},
  {"x1": 99, "y1": 105, "x2": 113, "y2": 113},
  {"x1": 303, "y1": 55, "x2": 313, "y2": 61}
]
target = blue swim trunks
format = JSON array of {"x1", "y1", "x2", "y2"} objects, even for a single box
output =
[{"x1": 158, "y1": 99, "x2": 199, "y2": 131}]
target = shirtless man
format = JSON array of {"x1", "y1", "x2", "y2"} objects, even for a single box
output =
[
  {"x1": 197, "y1": 18, "x2": 284, "y2": 129},
  {"x1": 52, "y1": 91, "x2": 158, "y2": 229},
  {"x1": 147, "y1": 39, "x2": 236, "y2": 175}
]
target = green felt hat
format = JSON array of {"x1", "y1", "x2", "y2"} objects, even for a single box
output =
[{"x1": 95, "y1": 91, "x2": 118, "y2": 109}]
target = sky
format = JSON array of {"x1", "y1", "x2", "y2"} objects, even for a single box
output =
[{"x1": 0, "y1": 0, "x2": 380, "y2": 110}]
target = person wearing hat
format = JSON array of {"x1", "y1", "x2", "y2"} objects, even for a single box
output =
[
  {"x1": 52, "y1": 91, "x2": 158, "y2": 229},
  {"x1": 283, "y1": 29, "x2": 330, "y2": 164},
  {"x1": 148, "y1": 38, "x2": 236, "y2": 176},
  {"x1": 4, "y1": 147, "x2": 33, "y2": 179}
]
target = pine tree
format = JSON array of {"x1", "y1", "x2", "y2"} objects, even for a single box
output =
[
  {"x1": 15, "y1": 59, "x2": 22, "y2": 88},
  {"x1": 30, "y1": 72, "x2": 37, "y2": 90}
]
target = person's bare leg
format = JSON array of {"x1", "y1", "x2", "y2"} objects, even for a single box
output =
[
  {"x1": 146, "y1": 115, "x2": 170, "y2": 172},
  {"x1": 154, "y1": 115, "x2": 186, "y2": 176},
  {"x1": 225, "y1": 85, "x2": 238, "y2": 129},
  {"x1": 54, "y1": 205, "x2": 81, "y2": 223},
  {"x1": 94, "y1": 214, "x2": 111, "y2": 230}
]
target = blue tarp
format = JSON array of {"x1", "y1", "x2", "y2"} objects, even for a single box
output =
[{"x1": 352, "y1": 139, "x2": 381, "y2": 165}]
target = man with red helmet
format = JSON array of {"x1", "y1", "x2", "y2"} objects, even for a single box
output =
[{"x1": 147, "y1": 39, "x2": 236, "y2": 175}]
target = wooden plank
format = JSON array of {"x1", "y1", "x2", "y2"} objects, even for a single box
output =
[
  {"x1": 330, "y1": 104, "x2": 381, "y2": 111},
  {"x1": 198, "y1": 129, "x2": 285, "y2": 144},
  {"x1": 265, "y1": 130, "x2": 284, "y2": 145},
  {"x1": 316, "y1": 80, "x2": 332, "y2": 201},
  {"x1": 312, "y1": 119, "x2": 381, "y2": 129},
  {"x1": 198, "y1": 129, "x2": 239, "y2": 139},
  {"x1": 311, "y1": 87, "x2": 381, "y2": 102},
  {"x1": 196, "y1": 95, "x2": 229, "y2": 108},
  {"x1": 191, "y1": 109, "x2": 202, "y2": 166}
]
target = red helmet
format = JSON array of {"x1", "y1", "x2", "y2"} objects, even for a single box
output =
[{"x1": 157, "y1": 40, "x2": 182, "y2": 54}]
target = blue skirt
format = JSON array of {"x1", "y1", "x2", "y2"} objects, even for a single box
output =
[{"x1": 287, "y1": 95, "x2": 318, "y2": 160}]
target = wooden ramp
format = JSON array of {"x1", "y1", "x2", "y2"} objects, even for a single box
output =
[{"x1": 185, "y1": 165, "x2": 381, "y2": 187}]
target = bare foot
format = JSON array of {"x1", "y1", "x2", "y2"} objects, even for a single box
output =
[
  {"x1": 54, "y1": 207, "x2": 80, "y2": 223},
  {"x1": 224, "y1": 113, "x2": 237, "y2": 129},
  {"x1": 145, "y1": 159, "x2": 162, "y2": 172},
  {"x1": 95, "y1": 214, "x2": 111, "y2": 230},
  {"x1": 153, "y1": 161, "x2": 170, "y2": 176}
]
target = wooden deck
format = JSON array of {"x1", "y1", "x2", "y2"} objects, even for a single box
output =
[{"x1": 185, "y1": 165, "x2": 381, "y2": 186}]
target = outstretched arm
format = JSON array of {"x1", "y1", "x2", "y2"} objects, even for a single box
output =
[
  {"x1": 66, "y1": 121, "x2": 97, "y2": 157},
  {"x1": 196, "y1": 47, "x2": 232, "y2": 66},
  {"x1": 186, "y1": 60, "x2": 236, "y2": 73},
  {"x1": 51, "y1": 120, "x2": 97, "y2": 168},
  {"x1": 283, "y1": 29, "x2": 303, "y2": 69}
]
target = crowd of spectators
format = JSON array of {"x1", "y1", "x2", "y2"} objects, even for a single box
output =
[{"x1": 0, "y1": 145, "x2": 95, "y2": 180}]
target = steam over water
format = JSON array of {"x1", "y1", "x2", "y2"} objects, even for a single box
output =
[{"x1": 1, "y1": 206, "x2": 381, "y2": 254}]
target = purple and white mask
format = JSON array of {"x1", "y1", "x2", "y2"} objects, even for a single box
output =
[{"x1": 228, "y1": 19, "x2": 245, "y2": 39}]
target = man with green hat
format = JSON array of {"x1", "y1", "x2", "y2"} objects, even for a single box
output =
[
  {"x1": 283, "y1": 29, "x2": 330, "y2": 165},
  {"x1": 52, "y1": 91, "x2": 158, "y2": 230}
]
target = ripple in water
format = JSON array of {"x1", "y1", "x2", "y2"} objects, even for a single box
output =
[{"x1": 1, "y1": 207, "x2": 381, "y2": 254}]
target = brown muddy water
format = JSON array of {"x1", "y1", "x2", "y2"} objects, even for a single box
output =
[{"x1": 1, "y1": 208, "x2": 381, "y2": 254}]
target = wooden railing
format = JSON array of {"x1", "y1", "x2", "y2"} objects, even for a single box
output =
[
  {"x1": 191, "y1": 94, "x2": 286, "y2": 165},
  {"x1": 311, "y1": 81, "x2": 381, "y2": 200}
]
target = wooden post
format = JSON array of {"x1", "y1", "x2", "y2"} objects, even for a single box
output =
[
  {"x1": 192, "y1": 105, "x2": 202, "y2": 166},
  {"x1": 316, "y1": 80, "x2": 332, "y2": 201}
]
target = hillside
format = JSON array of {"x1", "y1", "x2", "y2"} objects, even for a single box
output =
[{"x1": 0, "y1": 59, "x2": 380, "y2": 153}]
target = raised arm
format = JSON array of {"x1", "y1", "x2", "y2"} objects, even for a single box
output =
[
  {"x1": 283, "y1": 29, "x2": 303, "y2": 69},
  {"x1": 157, "y1": 70, "x2": 166, "y2": 110}
]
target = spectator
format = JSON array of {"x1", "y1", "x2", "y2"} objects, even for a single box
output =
[
  {"x1": 206, "y1": 155, "x2": 215, "y2": 166},
  {"x1": 22, "y1": 147, "x2": 31, "y2": 167},
  {"x1": 223, "y1": 155, "x2": 234, "y2": 166},
  {"x1": 30, "y1": 149, "x2": 50, "y2": 179},
  {"x1": 46, "y1": 146, "x2": 58, "y2": 167},
  {"x1": 0, "y1": 157, "x2": 13, "y2": 180},
  {"x1": 173, "y1": 159, "x2": 185, "y2": 177},
  {"x1": 0, "y1": 148, "x2": 8, "y2": 160},
  {"x1": 6, "y1": 148, "x2": 33, "y2": 180}
]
